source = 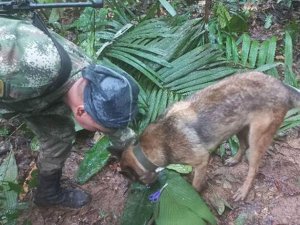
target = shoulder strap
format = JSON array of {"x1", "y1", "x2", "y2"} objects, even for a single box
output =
[{"x1": 32, "y1": 12, "x2": 72, "y2": 96}]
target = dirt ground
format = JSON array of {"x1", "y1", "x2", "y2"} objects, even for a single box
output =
[{"x1": 9, "y1": 125, "x2": 299, "y2": 225}]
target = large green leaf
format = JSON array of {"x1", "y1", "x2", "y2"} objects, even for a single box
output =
[
  {"x1": 154, "y1": 170, "x2": 216, "y2": 225},
  {"x1": 76, "y1": 136, "x2": 110, "y2": 184}
]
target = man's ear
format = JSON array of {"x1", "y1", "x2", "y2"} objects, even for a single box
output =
[{"x1": 76, "y1": 105, "x2": 86, "y2": 117}]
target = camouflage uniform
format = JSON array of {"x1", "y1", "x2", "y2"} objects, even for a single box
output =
[
  {"x1": 0, "y1": 15, "x2": 138, "y2": 208},
  {"x1": 0, "y1": 16, "x2": 91, "y2": 175}
]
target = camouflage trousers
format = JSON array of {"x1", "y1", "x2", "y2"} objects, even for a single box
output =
[
  {"x1": 1, "y1": 102, "x2": 75, "y2": 176},
  {"x1": 24, "y1": 114, "x2": 75, "y2": 175}
]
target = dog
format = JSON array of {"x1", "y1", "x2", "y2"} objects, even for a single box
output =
[{"x1": 120, "y1": 71, "x2": 300, "y2": 201}]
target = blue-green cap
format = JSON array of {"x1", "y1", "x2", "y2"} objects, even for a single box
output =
[{"x1": 82, "y1": 64, "x2": 139, "y2": 129}]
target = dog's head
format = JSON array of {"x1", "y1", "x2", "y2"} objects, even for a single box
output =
[{"x1": 120, "y1": 144, "x2": 158, "y2": 184}]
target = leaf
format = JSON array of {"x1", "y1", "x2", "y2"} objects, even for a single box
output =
[
  {"x1": 76, "y1": 136, "x2": 110, "y2": 184},
  {"x1": 210, "y1": 193, "x2": 232, "y2": 215},
  {"x1": 214, "y1": 2, "x2": 231, "y2": 29},
  {"x1": 231, "y1": 37, "x2": 239, "y2": 63},
  {"x1": 30, "y1": 136, "x2": 40, "y2": 152},
  {"x1": 7, "y1": 182, "x2": 23, "y2": 194},
  {"x1": 106, "y1": 50, "x2": 163, "y2": 88},
  {"x1": 265, "y1": 36, "x2": 278, "y2": 76},
  {"x1": 228, "y1": 136, "x2": 239, "y2": 156},
  {"x1": 120, "y1": 183, "x2": 157, "y2": 225},
  {"x1": 138, "y1": 86, "x2": 159, "y2": 131},
  {"x1": 241, "y1": 34, "x2": 251, "y2": 66},
  {"x1": 234, "y1": 213, "x2": 248, "y2": 225},
  {"x1": 177, "y1": 68, "x2": 237, "y2": 94},
  {"x1": 217, "y1": 144, "x2": 226, "y2": 158},
  {"x1": 0, "y1": 152, "x2": 18, "y2": 225},
  {"x1": 154, "y1": 170, "x2": 217, "y2": 225},
  {"x1": 284, "y1": 31, "x2": 298, "y2": 86},
  {"x1": 149, "y1": 89, "x2": 163, "y2": 123},
  {"x1": 226, "y1": 36, "x2": 232, "y2": 60},
  {"x1": 166, "y1": 164, "x2": 192, "y2": 174},
  {"x1": 248, "y1": 40, "x2": 259, "y2": 68},
  {"x1": 279, "y1": 109, "x2": 300, "y2": 134},
  {"x1": 159, "y1": 0, "x2": 177, "y2": 17},
  {"x1": 254, "y1": 62, "x2": 283, "y2": 72},
  {"x1": 0, "y1": 151, "x2": 18, "y2": 183},
  {"x1": 113, "y1": 46, "x2": 171, "y2": 67},
  {"x1": 264, "y1": 14, "x2": 273, "y2": 29},
  {"x1": 257, "y1": 40, "x2": 269, "y2": 66},
  {"x1": 0, "y1": 127, "x2": 9, "y2": 137}
]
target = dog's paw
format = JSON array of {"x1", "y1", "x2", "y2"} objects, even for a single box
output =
[
  {"x1": 233, "y1": 187, "x2": 248, "y2": 201},
  {"x1": 224, "y1": 157, "x2": 240, "y2": 166}
]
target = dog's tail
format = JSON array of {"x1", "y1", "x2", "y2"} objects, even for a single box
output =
[{"x1": 286, "y1": 84, "x2": 300, "y2": 108}]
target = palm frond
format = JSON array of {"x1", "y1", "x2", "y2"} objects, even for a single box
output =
[{"x1": 284, "y1": 31, "x2": 298, "y2": 87}]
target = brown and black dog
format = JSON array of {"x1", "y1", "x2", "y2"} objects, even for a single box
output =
[{"x1": 120, "y1": 71, "x2": 300, "y2": 201}]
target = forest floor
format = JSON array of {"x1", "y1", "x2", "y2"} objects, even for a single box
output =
[{"x1": 12, "y1": 127, "x2": 300, "y2": 225}]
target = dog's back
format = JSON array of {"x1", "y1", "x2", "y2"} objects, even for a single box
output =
[{"x1": 163, "y1": 72, "x2": 298, "y2": 150}]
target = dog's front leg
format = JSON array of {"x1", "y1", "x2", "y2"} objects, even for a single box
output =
[{"x1": 191, "y1": 151, "x2": 210, "y2": 192}]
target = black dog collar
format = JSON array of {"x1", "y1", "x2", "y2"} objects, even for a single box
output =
[{"x1": 132, "y1": 143, "x2": 158, "y2": 172}]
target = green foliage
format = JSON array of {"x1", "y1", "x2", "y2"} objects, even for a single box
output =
[
  {"x1": 277, "y1": 0, "x2": 293, "y2": 8},
  {"x1": 71, "y1": 10, "x2": 239, "y2": 133},
  {"x1": 279, "y1": 109, "x2": 300, "y2": 135},
  {"x1": 166, "y1": 164, "x2": 192, "y2": 174},
  {"x1": 30, "y1": 136, "x2": 40, "y2": 152},
  {"x1": 224, "y1": 34, "x2": 280, "y2": 76},
  {"x1": 0, "y1": 152, "x2": 21, "y2": 225},
  {"x1": 284, "y1": 31, "x2": 298, "y2": 87},
  {"x1": 154, "y1": 171, "x2": 216, "y2": 225},
  {"x1": 213, "y1": 2, "x2": 232, "y2": 29},
  {"x1": 285, "y1": 20, "x2": 300, "y2": 41},
  {"x1": 210, "y1": 2, "x2": 249, "y2": 37},
  {"x1": 76, "y1": 136, "x2": 110, "y2": 184},
  {"x1": 264, "y1": 14, "x2": 273, "y2": 29},
  {"x1": 121, "y1": 182, "x2": 157, "y2": 225},
  {"x1": 121, "y1": 170, "x2": 216, "y2": 225},
  {"x1": 0, "y1": 127, "x2": 9, "y2": 137}
]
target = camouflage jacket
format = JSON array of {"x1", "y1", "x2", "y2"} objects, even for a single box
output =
[{"x1": 0, "y1": 16, "x2": 92, "y2": 117}]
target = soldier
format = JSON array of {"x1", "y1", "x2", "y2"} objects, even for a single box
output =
[{"x1": 0, "y1": 16, "x2": 139, "y2": 208}]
